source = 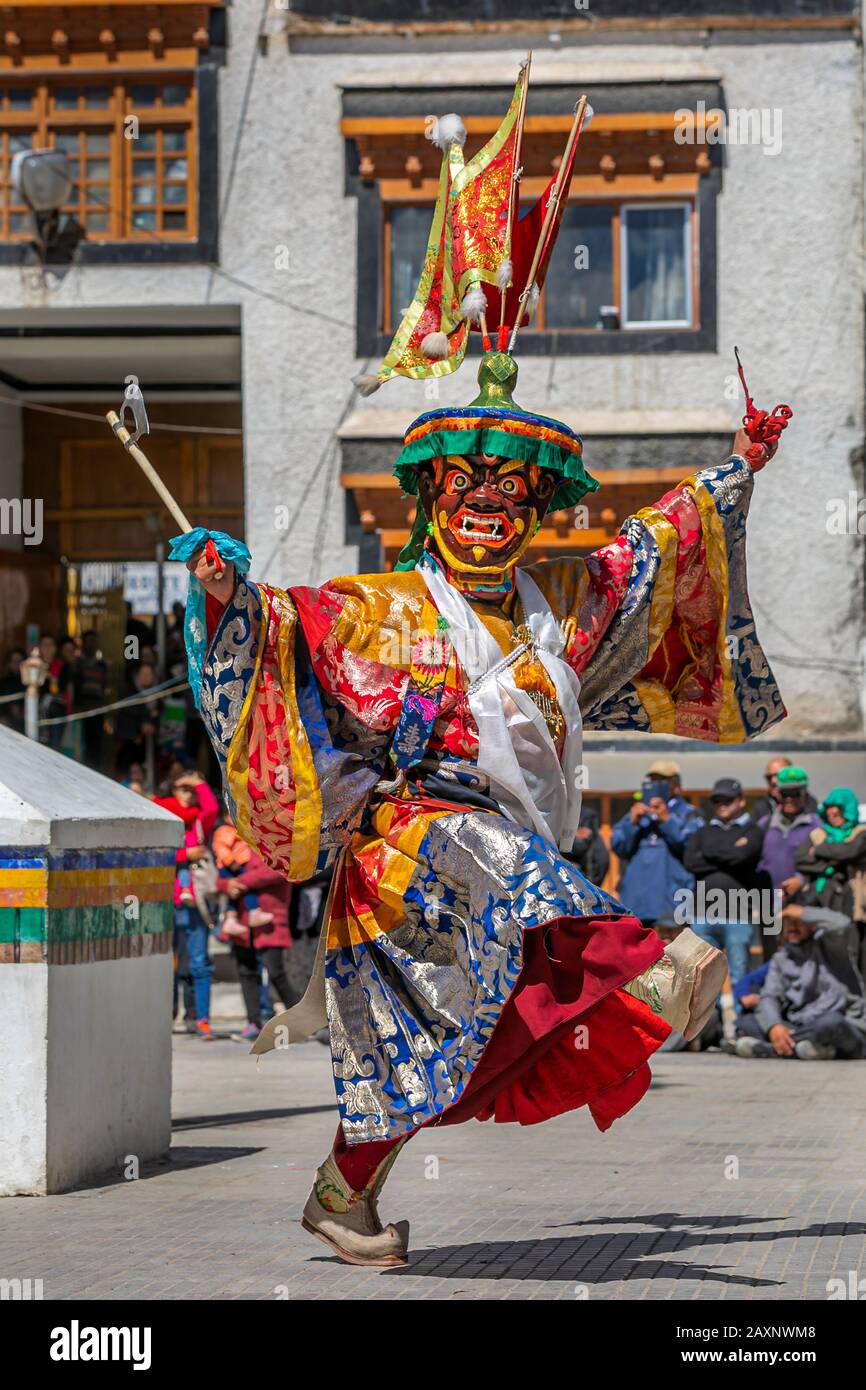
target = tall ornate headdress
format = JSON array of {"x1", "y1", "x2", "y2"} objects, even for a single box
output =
[{"x1": 353, "y1": 60, "x2": 599, "y2": 568}]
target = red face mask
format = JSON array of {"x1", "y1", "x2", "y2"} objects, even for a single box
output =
[{"x1": 418, "y1": 454, "x2": 556, "y2": 575}]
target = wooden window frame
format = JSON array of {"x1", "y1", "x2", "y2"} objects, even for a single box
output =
[
  {"x1": 382, "y1": 192, "x2": 699, "y2": 337},
  {"x1": 0, "y1": 74, "x2": 197, "y2": 244}
]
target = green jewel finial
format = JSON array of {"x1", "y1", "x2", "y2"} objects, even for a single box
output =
[
  {"x1": 469, "y1": 350, "x2": 522, "y2": 413},
  {"x1": 426, "y1": 521, "x2": 434, "y2": 536}
]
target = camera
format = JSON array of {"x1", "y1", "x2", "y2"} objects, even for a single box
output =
[{"x1": 641, "y1": 778, "x2": 670, "y2": 807}]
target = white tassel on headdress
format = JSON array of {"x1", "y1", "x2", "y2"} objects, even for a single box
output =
[
  {"x1": 420, "y1": 331, "x2": 450, "y2": 360},
  {"x1": 496, "y1": 258, "x2": 513, "y2": 290},
  {"x1": 459, "y1": 286, "x2": 487, "y2": 324},
  {"x1": 426, "y1": 113, "x2": 467, "y2": 152},
  {"x1": 353, "y1": 374, "x2": 382, "y2": 397}
]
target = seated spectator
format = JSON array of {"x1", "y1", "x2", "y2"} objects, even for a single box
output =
[
  {"x1": 734, "y1": 902, "x2": 866, "y2": 1059},
  {"x1": 611, "y1": 765, "x2": 701, "y2": 928},
  {"x1": 733, "y1": 962, "x2": 770, "y2": 1014},
  {"x1": 757, "y1": 765, "x2": 820, "y2": 909},
  {"x1": 751, "y1": 756, "x2": 818, "y2": 824},
  {"x1": 684, "y1": 777, "x2": 770, "y2": 1004},
  {"x1": 564, "y1": 804, "x2": 610, "y2": 887}
]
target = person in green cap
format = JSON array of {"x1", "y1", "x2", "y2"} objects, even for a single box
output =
[{"x1": 757, "y1": 767, "x2": 821, "y2": 908}]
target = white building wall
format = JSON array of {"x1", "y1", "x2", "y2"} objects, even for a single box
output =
[{"x1": 0, "y1": 19, "x2": 861, "y2": 740}]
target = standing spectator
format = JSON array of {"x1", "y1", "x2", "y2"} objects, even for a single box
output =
[
  {"x1": 734, "y1": 902, "x2": 866, "y2": 1059},
  {"x1": 38, "y1": 634, "x2": 66, "y2": 751},
  {"x1": 646, "y1": 760, "x2": 704, "y2": 833},
  {"x1": 115, "y1": 661, "x2": 161, "y2": 776},
  {"x1": 751, "y1": 756, "x2": 818, "y2": 823},
  {"x1": 155, "y1": 772, "x2": 219, "y2": 1041},
  {"x1": 684, "y1": 777, "x2": 769, "y2": 1001},
  {"x1": 76, "y1": 630, "x2": 108, "y2": 769},
  {"x1": 796, "y1": 787, "x2": 866, "y2": 978},
  {"x1": 56, "y1": 638, "x2": 82, "y2": 760},
  {"x1": 564, "y1": 804, "x2": 610, "y2": 887},
  {"x1": 611, "y1": 769, "x2": 700, "y2": 928},
  {"x1": 757, "y1": 766, "x2": 821, "y2": 905},
  {"x1": 124, "y1": 602, "x2": 155, "y2": 661},
  {"x1": 219, "y1": 846, "x2": 300, "y2": 1042},
  {"x1": 0, "y1": 648, "x2": 26, "y2": 734}
]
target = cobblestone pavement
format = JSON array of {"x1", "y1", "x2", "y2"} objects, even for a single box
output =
[{"x1": 2, "y1": 1034, "x2": 864, "y2": 1301}]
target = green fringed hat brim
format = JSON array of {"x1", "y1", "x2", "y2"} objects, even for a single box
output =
[{"x1": 393, "y1": 428, "x2": 599, "y2": 513}]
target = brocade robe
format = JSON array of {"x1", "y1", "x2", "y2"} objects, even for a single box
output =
[{"x1": 190, "y1": 456, "x2": 783, "y2": 1141}]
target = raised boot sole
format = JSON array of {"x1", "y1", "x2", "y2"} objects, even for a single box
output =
[
  {"x1": 682, "y1": 945, "x2": 727, "y2": 1042},
  {"x1": 301, "y1": 1215, "x2": 409, "y2": 1267}
]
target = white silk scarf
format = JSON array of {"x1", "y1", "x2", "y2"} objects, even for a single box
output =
[{"x1": 419, "y1": 555, "x2": 583, "y2": 850}]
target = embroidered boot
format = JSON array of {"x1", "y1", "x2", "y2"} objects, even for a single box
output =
[
  {"x1": 301, "y1": 1146, "x2": 410, "y2": 1267},
  {"x1": 622, "y1": 927, "x2": 727, "y2": 1041}
]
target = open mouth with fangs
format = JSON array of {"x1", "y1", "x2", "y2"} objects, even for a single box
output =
[{"x1": 448, "y1": 508, "x2": 517, "y2": 551}]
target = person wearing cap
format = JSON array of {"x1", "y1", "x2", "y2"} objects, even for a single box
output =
[
  {"x1": 757, "y1": 767, "x2": 821, "y2": 910},
  {"x1": 684, "y1": 777, "x2": 770, "y2": 1001},
  {"x1": 610, "y1": 770, "x2": 702, "y2": 929},
  {"x1": 645, "y1": 760, "x2": 704, "y2": 834},
  {"x1": 751, "y1": 757, "x2": 818, "y2": 824}
]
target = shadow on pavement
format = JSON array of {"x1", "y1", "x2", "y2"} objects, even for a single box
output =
[
  {"x1": 173, "y1": 1104, "x2": 334, "y2": 1131},
  {"x1": 60, "y1": 1145, "x2": 265, "y2": 1194},
  {"x1": 308, "y1": 1215, "x2": 866, "y2": 1287}
]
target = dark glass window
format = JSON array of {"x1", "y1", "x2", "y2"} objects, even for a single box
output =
[
  {"x1": 545, "y1": 204, "x2": 614, "y2": 329},
  {"x1": 388, "y1": 205, "x2": 429, "y2": 329}
]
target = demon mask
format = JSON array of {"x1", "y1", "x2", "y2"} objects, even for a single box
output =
[{"x1": 417, "y1": 453, "x2": 556, "y2": 580}]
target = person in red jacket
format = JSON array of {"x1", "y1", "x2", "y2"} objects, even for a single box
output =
[
  {"x1": 155, "y1": 772, "x2": 220, "y2": 1040},
  {"x1": 219, "y1": 845, "x2": 300, "y2": 1041}
]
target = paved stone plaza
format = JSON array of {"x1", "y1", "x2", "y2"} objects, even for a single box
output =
[{"x1": 2, "y1": 1032, "x2": 864, "y2": 1302}]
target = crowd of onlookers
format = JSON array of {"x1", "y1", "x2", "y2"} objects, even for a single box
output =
[
  {"x1": 605, "y1": 758, "x2": 866, "y2": 1061},
  {"x1": 145, "y1": 750, "x2": 866, "y2": 1060},
  {"x1": 0, "y1": 608, "x2": 210, "y2": 780}
]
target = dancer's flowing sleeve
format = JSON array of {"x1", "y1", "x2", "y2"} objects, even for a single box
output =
[
  {"x1": 527, "y1": 455, "x2": 785, "y2": 742},
  {"x1": 188, "y1": 577, "x2": 402, "y2": 879}
]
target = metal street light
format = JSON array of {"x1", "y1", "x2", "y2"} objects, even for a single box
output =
[{"x1": 11, "y1": 148, "x2": 79, "y2": 262}]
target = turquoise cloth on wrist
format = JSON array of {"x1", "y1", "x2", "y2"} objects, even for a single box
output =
[
  {"x1": 167, "y1": 528, "x2": 252, "y2": 574},
  {"x1": 168, "y1": 529, "x2": 252, "y2": 710}
]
